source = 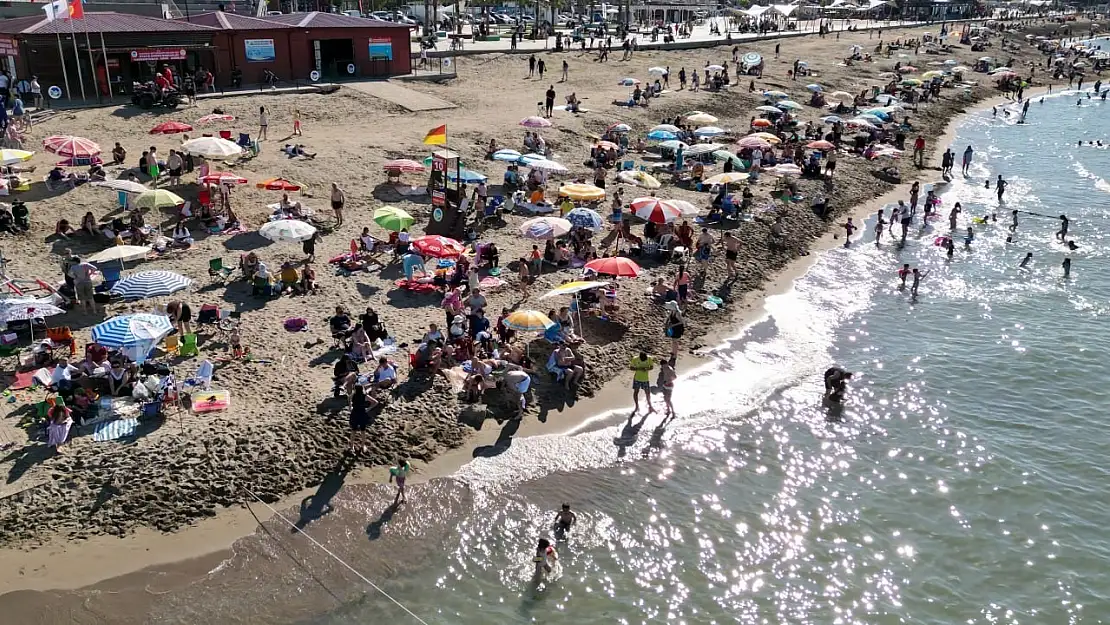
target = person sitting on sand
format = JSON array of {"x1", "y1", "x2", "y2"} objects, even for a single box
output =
[
  {"x1": 330, "y1": 305, "x2": 354, "y2": 345},
  {"x1": 54, "y1": 218, "x2": 75, "y2": 238},
  {"x1": 241, "y1": 252, "x2": 260, "y2": 280},
  {"x1": 107, "y1": 361, "x2": 133, "y2": 397},
  {"x1": 171, "y1": 219, "x2": 193, "y2": 247},
  {"x1": 333, "y1": 353, "x2": 359, "y2": 400},
  {"x1": 298, "y1": 263, "x2": 318, "y2": 294},
  {"x1": 350, "y1": 324, "x2": 374, "y2": 362},
  {"x1": 282, "y1": 144, "x2": 317, "y2": 159},
  {"x1": 373, "y1": 357, "x2": 397, "y2": 390},
  {"x1": 554, "y1": 343, "x2": 584, "y2": 389},
  {"x1": 79, "y1": 211, "x2": 98, "y2": 237},
  {"x1": 111, "y1": 142, "x2": 127, "y2": 165},
  {"x1": 279, "y1": 262, "x2": 299, "y2": 293}
]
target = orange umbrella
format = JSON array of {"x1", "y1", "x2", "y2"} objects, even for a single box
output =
[
  {"x1": 585, "y1": 257, "x2": 642, "y2": 278},
  {"x1": 751, "y1": 119, "x2": 774, "y2": 128},
  {"x1": 256, "y1": 177, "x2": 301, "y2": 191}
]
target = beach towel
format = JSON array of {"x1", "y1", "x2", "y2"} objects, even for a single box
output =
[
  {"x1": 284, "y1": 317, "x2": 309, "y2": 332},
  {"x1": 478, "y1": 277, "x2": 505, "y2": 291},
  {"x1": 9, "y1": 370, "x2": 35, "y2": 390},
  {"x1": 93, "y1": 418, "x2": 139, "y2": 442},
  {"x1": 393, "y1": 279, "x2": 438, "y2": 293}
]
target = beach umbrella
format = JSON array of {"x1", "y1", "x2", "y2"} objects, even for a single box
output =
[
  {"x1": 694, "y1": 126, "x2": 727, "y2": 137},
  {"x1": 856, "y1": 113, "x2": 885, "y2": 124},
  {"x1": 951, "y1": 65, "x2": 971, "y2": 73},
  {"x1": 737, "y1": 136, "x2": 772, "y2": 149},
  {"x1": 256, "y1": 177, "x2": 301, "y2": 191},
  {"x1": 705, "y1": 64, "x2": 724, "y2": 72},
  {"x1": 762, "y1": 90, "x2": 789, "y2": 100},
  {"x1": 806, "y1": 140, "x2": 835, "y2": 151},
  {"x1": 647, "y1": 129, "x2": 677, "y2": 141},
  {"x1": 383, "y1": 159, "x2": 426, "y2": 173},
  {"x1": 411, "y1": 235, "x2": 465, "y2": 258},
  {"x1": 0, "y1": 298, "x2": 65, "y2": 339},
  {"x1": 607, "y1": 122, "x2": 632, "y2": 133},
  {"x1": 109, "y1": 271, "x2": 191, "y2": 300},
  {"x1": 558, "y1": 183, "x2": 605, "y2": 202},
  {"x1": 921, "y1": 70, "x2": 945, "y2": 79},
  {"x1": 86, "y1": 245, "x2": 151, "y2": 264},
  {"x1": 542, "y1": 281, "x2": 609, "y2": 298},
  {"x1": 647, "y1": 66, "x2": 667, "y2": 75},
  {"x1": 373, "y1": 206, "x2": 414, "y2": 232},
  {"x1": 502, "y1": 310, "x2": 554, "y2": 332},
  {"x1": 766, "y1": 164, "x2": 802, "y2": 177},
  {"x1": 149, "y1": 121, "x2": 193, "y2": 135},
  {"x1": 595, "y1": 140, "x2": 620, "y2": 151},
  {"x1": 749, "y1": 132, "x2": 781, "y2": 144},
  {"x1": 134, "y1": 189, "x2": 184, "y2": 210},
  {"x1": 93, "y1": 179, "x2": 147, "y2": 194},
  {"x1": 91, "y1": 313, "x2": 174, "y2": 350},
  {"x1": 686, "y1": 112, "x2": 718, "y2": 124},
  {"x1": 898, "y1": 65, "x2": 917, "y2": 73},
  {"x1": 988, "y1": 66, "x2": 1012, "y2": 74},
  {"x1": 713, "y1": 150, "x2": 743, "y2": 167},
  {"x1": 259, "y1": 219, "x2": 317, "y2": 243},
  {"x1": 684, "y1": 143, "x2": 722, "y2": 156},
  {"x1": 43, "y1": 135, "x2": 101, "y2": 158},
  {"x1": 993, "y1": 71, "x2": 1018, "y2": 81},
  {"x1": 616, "y1": 170, "x2": 661, "y2": 189},
  {"x1": 684, "y1": 110, "x2": 708, "y2": 117},
  {"x1": 180, "y1": 136, "x2": 242, "y2": 159},
  {"x1": 0, "y1": 149, "x2": 34, "y2": 166},
  {"x1": 751, "y1": 119, "x2": 773, "y2": 128},
  {"x1": 492, "y1": 149, "x2": 523, "y2": 162},
  {"x1": 585, "y1": 257, "x2": 642, "y2": 278},
  {"x1": 821, "y1": 115, "x2": 843, "y2": 125},
  {"x1": 847, "y1": 119, "x2": 877, "y2": 129},
  {"x1": 862, "y1": 108, "x2": 891, "y2": 119},
  {"x1": 755, "y1": 105, "x2": 783, "y2": 114},
  {"x1": 446, "y1": 168, "x2": 487, "y2": 184},
  {"x1": 617, "y1": 78, "x2": 638, "y2": 86},
  {"x1": 703, "y1": 172, "x2": 750, "y2": 186},
  {"x1": 650, "y1": 124, "x2": 680, "y2": 134},
  {"x1": 657, "y1": 140, "x2": 689, "y2": 151},
  {"x1": 829, "y1": 90, "x2": 853, "y2": 100},
  {"x1": 565, "y1": 207, "x2": 605, "y2": 230},
  {"x1": 520, "y1": 216, "x2": 572, "y2": 240},
  {"x1": 198, "y1": 171, "x2": 248, "y2": 185},
  {"x1": 520, "y1": 116, "x2": 552, "y2": 128},
  {"x1": 874, "y1": 94, "x2": 900, "y2": 105},
  {"x1": 741, "y1": 52, "x2": 762, "y2": 66},
  {"x1": 528, "y1": 159, "x2": 569, "y2": 174},
  {"x1": 196, "y1": 113, "x2": 235, "y2": 125},
  {"x1": 518, "y1": 153, "x2": 546, "y2": 166},
  {"x1": 805, "y1": 83, "x2": 823, "y2": 92},
  {"x1": 901, "y1": 78, "x2": 922, "y2": 87},
  {"x1": 776, "y1": 100, "x2": 803, "y2": 110}
]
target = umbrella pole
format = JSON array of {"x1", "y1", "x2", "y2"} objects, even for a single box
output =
[{"x1": 575, "y1": 293, "x2": 585, "y2": 344}]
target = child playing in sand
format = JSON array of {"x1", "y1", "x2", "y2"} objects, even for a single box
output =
[
  {"x1": 292, "y1": 108, "x2": 302, "y2": 136},
  {"x1": 389, "y1": 458, "x2": 411, "y2": 504}
]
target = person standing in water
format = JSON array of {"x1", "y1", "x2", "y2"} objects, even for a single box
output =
[
  {"x1": 1062, "y1": 257, "x2": 1072, "y2": 278},
  {"x1": 949, "y1": 202, "x2": 962, "y2": 230},
  {"x1": 389, "y1": 458, "x2": 411, "y2": 504},
  {"x1": 842, "y1": 217, "x2": 857, "y2": 247},
  {"x1": 554, "y1": 504, "x2": 577, "y2": 537},
  {"x1": 629, "y1": 351, "x2": 656, "y2": 415},
  {"x1": 911, "y1": 268, "x2": 928, "y2": 297},
  {"x1": 908, "y1": 182, "x2": 920, "y2": 215},
  {"x1": 945, "y1": 236, "x2": 956, "y2": 259},
  {"x1": 964, "y1": 226, "x2": 975, "y2": 248},
  {"x1": 1056, "y1": 214, "x2": 1070, "y2": 241},
  {"x1": 658, "y1": 356, "x2": 677, "y2": 422},
  {"x1": 996, "y1": 175, "x2": 1008, "y2": 202},
  {"x1": 962, "y1": 145, "x2": 974, "y2": 175},
  {"x1": 1009, "y1": 209, "x2": 1019, "y2": 233},
  {"x1": 1019, "y1": 252, "x2": 1033, "y2": 268},
  {"x1": 823, "y1": 366, "x2": 853, "y2": 403},
  {"x1": 874, "y1": 209, "x2": 887, "y2": 245},
  {"x1": 898, "y1": 263, "x2": 911, "y2": 288},
  {"x1": 533, "y1": 538, "x2": 558, "y2": 580}
]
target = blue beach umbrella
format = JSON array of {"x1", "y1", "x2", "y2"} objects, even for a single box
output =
[
  {"x1": 492, "y1": 149, "x2": 523, "y2": 162},
  {"x1": 565, "y1": 207, "x2": 605, "y2": 230},
  {"x1": 91, "y1": 313, "x2": 174, "y2": 363},
  {"x1": 821, "y1": 115, "x2": 843, "y2": 124},
  {"x1": 446, "y1": 168, "x2": 488, "y2": 184},
  {"x1": 647, "y1": 129, "x2": 677, "y2": 141},
  {"x1": 805, "y1": 83, "x2": 823, "y2": 92},
  {"x1": 518, "y1": 153, "x2": 546, "y2": 166},
  {"x1": 109, "y1": 271, "x2": 191, "y2": 301}
]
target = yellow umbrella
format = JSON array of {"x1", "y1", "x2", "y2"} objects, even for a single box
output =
[
  {"x1": 502, "y1": 310, "x2": 555, "y2": 332},
  {"x1": 133, "y1": 189, "x2": 185, "y2": 210},
  {"x1": 541, "y1": 280, "x2": 609, "y2": 298},
  {"x1": 921, "y1": 70, "x2": 945, "y2": 79},
  {"x1": 0, "y1": 149, "x2": 34, "y2": 166},
  {"x1": 704, "y1": 172, "x2": 750, "y2": 185},
  {"x1": 686, "y1": 112, "x2": 718, "y2": 124},
  {"x1": 616, "y1": 170, "x2": 661, "y2": 189},
  {"x1": 748, "y1": 132, "x2": 782, "y2": 144},
  {"x1": 558, "y1": 183, "x2": 606, "y2": 202}
]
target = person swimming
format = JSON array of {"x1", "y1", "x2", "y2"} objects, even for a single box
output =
[
  {"x1": 823, "y1": 366, "x2": 853, "y2": 403},
  {"x1": 1019, "y1": 251, "x2": 1033, "y2": 268},
  {"x1": 553, "y1": 504, "x2": 577, "y2": 539}
]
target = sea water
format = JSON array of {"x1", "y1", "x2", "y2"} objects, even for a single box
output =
[{"x1": 151, "y1": 90, "x2": 1110, "y2": 624}]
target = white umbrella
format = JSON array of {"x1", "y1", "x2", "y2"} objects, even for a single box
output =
[
  {"x1": 684, "y1": 143, "x2": 723, "y2": 156},
  {"x1": 181, "y1": 136, "x2": 244, "y2": 159},
  {"x1": 647, "y1": 66, "x2": 667, "y2": 75},
  {"x1": 776, "y1": 100, "x2": 803, "y2": 110},
  {"x1": 93, "y1": 179, "x2": 148, "y2": 194},
  {"x1": 492, "y1": 149, "x2": 523, "y2": 162},
  {"x1": 259, "y1": 219, "x2": 317, "y2": 243},
  {"x1": 519, "y1": 216, "x2": 572, "y2": 240},
  {"x1": 694, "y1": 126, "x2": 727, "y2": 137},
  {"x1": 0, "y1": 298, "x2": 65, "y2": 339},
  {"x1": 529, "y1": 159, "x2": 569, "y2": 174},
  {"x1": 705, "y1": 64, "x2": 725, "y2": 72},
  {"x1": 657, "y1": 140, "x2": 689, "y2": 151},
  {"x1": 650, "y1": 124, "x2": 681, "y2": 134},
  {"x1": 86, "y1": 245, "x2": 152, "y2": 264}
]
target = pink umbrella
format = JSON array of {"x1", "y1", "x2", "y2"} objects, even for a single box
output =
[
  {"x1": 382, "y1": 159, "x2": 426, "y2": 173},
  {"x1": 585, "y1": 257, "x2": 642, "y2": 278},
  {"x1": 149, "y1": 121, "x2": 193, "y2": 135},
  {"x1": 737, "y1": 136, "x2": 772, "y2": 149},
  {"x1": 43, "y1": 135, "x2": 101, "y2": 158},
  {"x1": 806, "y1": 140, "x2": 835, "y2": 151},
  {"x1": 199, "y1": 171, "x2": 248, "y2": 185},
  {"x1": 520, "y1": 116, "x2": 553, "y2": 128},
  {"x1": 411, "y1": 235, "x2": 465, "y2": 258},
  {"x1": 630, "y1": 197, "x2": 684, "y2": 224},
  {"x1": 196, "y1": 113, "x2": 236, "y2": 124}
]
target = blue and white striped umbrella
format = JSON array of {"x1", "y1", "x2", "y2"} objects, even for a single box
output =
[
  {"x1": 109, "y1": 271, "x2": 191, "y2": 300},
  {"x1": 565, "y1": 207, "x2": 605, "y2": 230},
  {"x1": 91, "y1": 313, "x2": 174, "y2": 348},
  {"x1": 492, "y1": 149, "x2": 523, "y2": 162},
  {"x1": 446, "y1": 168, "x2": 488, "y2": 184}
]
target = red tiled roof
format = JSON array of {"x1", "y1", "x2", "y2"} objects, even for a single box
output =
[
  {"x1": 263, "y1": 11, "x2": 400, "y2": 28},
  {"x1": 182, "y1": 11, "x2": 291, "y2": 30},
  {"x1": 0, "y1": 12, "x2": 216, "y2": 35}
]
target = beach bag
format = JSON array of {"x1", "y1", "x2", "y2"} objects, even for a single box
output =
[{"x1": 284, "y1": 317, "x2": 308, "y2": 332}]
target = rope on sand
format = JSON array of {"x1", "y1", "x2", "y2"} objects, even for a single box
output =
[{"x1": 242, "y1": 486, "x2": 432, "y2": 625}]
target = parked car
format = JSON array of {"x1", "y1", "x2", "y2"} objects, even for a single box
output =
[{"x1": 369, "y1": 10, "x2": 392, "y2": 21}]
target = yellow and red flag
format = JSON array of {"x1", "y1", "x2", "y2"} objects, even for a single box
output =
[
  {"x1": 422, "y1": 124, "x2": 447, "y2": 146},
  {"x1": 68, "y1": 0, "x2": 84, "y2": 19}
]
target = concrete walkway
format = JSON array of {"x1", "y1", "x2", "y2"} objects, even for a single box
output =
[{"x1": 346, "y1": 80, "x2": 457, "y2": 112}]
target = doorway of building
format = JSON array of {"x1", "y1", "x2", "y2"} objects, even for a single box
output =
[{"x1": 314, "y1": 39, "x2": 355, "y2": 78}]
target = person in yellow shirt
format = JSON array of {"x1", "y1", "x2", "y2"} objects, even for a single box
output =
[
  {"x1": 560, "y1": 197, "x2": 574, "y2": 216},
  {"x1": 629, "y1": 350, "x2": 655, "y2": 415},
  {"x1": 279, "y1": 263, "x2": 299, "y2": 292}
]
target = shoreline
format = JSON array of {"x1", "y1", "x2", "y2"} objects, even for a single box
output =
[{"x1": 0, "y1": 16, "x2": 1078, "y2": 599}]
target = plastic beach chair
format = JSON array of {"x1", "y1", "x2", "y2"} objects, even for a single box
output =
[{"x1": 208, "y1": 257, "x2": 234, "y2": 281}]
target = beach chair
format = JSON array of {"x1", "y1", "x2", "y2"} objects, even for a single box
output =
[
  {"x1": 620, "y1": 160, "x2": 634, "y2": 171},
  {"x1": 163, "y1": 334, "x2": 180, "y2": 355},
  {"x1": 208, "y1": 257, "x2": 234, "y2": 281},
  {"x1": 218, "y1": 130, "x2": 233, "y2": 140},
  {"x1": 140, "y1": 399, "x2": 164, "y2": 421},
  {"x1": 96, "y1": 265, "x2": 121, "y2": 292},
  {"x1": 178, "y1": 333, "x2": 199, "y2": 357},
  {"x1": 46, "y1": 326, "x2": 76, "y2": 357},
  {"x1": 237, "y1": 133, "x2": 252, "y2": 147}
]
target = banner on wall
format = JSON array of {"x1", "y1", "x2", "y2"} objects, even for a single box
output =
[
  {"x1": 0, "y1": 36, "x2": 18, "y2": 57},
  {"x1": 130, "y1": 48, "x2": 187, "y2": 62},
  {"x1": 244, "y1": 39, "x2": 276, "y2": 63},
  {"x1": 369, "y1": 38, "x2": 392, "y2": 61}
]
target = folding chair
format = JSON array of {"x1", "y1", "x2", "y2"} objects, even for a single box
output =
[
  {"x1": 178, "y1": 334, "x2": 200, "y2": 357},
  {"x1": 621, "y1": 160, "x2": 634, "y2": 171},
  {"x1": 140, "y1": 399, "x2": 164, "y2": 421},
  {"x1": 96, "y1": 266, "x2": 121, "y2": 292},
  {"x1": 46, "y1": 326, "x2": 76, "y2": 357},
  {"x1": 208, "y1": 257, "x2": 234, "y2": 281}
]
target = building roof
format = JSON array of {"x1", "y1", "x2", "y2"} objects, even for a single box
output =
[
  {"x1": 183, "y1": 11, "x2": 292, "y2": 30},
  {"x1": 263, "y1": 11, "x2": 398, "y2": 28},
  {"x1": 0, "y1": 12, "x2": 216, "y2": 35}
]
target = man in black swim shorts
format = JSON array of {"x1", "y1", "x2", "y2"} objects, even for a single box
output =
[{"x1": 824, "y1": 366, "x2": 852, "y2": 402}]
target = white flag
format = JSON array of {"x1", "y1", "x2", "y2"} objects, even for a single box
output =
[{"x1": 41, "y1": 0, "x2": 69, "y2": 22}]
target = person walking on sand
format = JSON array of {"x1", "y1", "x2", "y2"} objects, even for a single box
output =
[
  {"x1": 389, "y1": 458, "x2": 411, "y2": 504},
  {"x1": 528, "y1": 54, "x2": 536, "y2": 77},
  {"x1": 68, "y1": 256, "x2": 101, "y2": 315},
  {"x1": 722, "y1": 231, "x2": 740, "y2": 277},
  {"x1": 292, "y1": 107, "x2": 302, "y2": 136},
  {"x1": 630, "y1": 350, "x2": 656, "y2": 415},
  {"x1": 517, "y1": 257, "x2": 531, "y2": 299},
  {"x1": 912, "y1": 134, "x2": 926, "y2": 167},
  {"x1": 961, "y1": 145, "x2": 974, "y2": 175},
  {"x1": 664, "y1": 301, "x2": 685, "y2": 358},
  {"x1": 331, "y1": 182, "x2": 346, "y2": 227},
  {"x1": 537, "y1": 58, "x2": 546, "y2": 80},
  {"x1": 258, "y1": 105, "x2": 268, "y2": 141}
]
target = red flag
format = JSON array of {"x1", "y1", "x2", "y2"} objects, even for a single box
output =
[{"x1": 68, "y1": 0, "x2": 84, "y2": 19}]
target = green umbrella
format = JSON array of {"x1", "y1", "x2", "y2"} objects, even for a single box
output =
[
  {"x1": 133, "y1": 189, "x2": 185, "y2": 210},
  {"x1": 712, "y1": 150, "x2": 743, "y2": 167},
  {"x1": 373, "y1": 205, "x2": 414, "y2": 232}
]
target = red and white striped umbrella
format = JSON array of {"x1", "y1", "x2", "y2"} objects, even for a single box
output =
[
  {"x1": 149, "y1": 121, "x2": 193, "y2": 135},
  {"x1": 42, "y1": 135, "x2": 101, "y2": 158},
  {"x1": 411, "y1": 235, "x2": 465, "y2": 258},
  {"x1": 196, "y1": 113, "x2": 235, "y2": 125},
  {"x1": 199, "y1": 171, "x2": 248, "y2": 185},
  {"x1": 630, "y1": 197, "x2": 684, "y2": 224},
  {"x1": 382, "y1": 159, "x2": 426, "y2": 173}
]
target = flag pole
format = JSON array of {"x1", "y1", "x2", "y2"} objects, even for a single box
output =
[
  {"x1": 68, "y1": 15, "x2": 87, "y2": 101},
  {"x1": 99, "y1": 31, "x2": 113, "y2": 102},
  {"x1": 84, "y1": 31, "x2": 99, "y2": 103},
  {"x1": 55, "y1": 33, "x2": 73, "y2": 103}
]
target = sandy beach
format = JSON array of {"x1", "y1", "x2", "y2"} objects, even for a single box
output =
[{"x1": 0, "y1": 13, "x2": 1085, "y2": 609}]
